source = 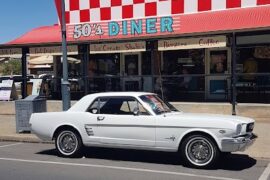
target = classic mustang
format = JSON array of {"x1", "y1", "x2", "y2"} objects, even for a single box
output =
[{"x1": 30, "y1": 92, "x2": 256, "y2": 168}]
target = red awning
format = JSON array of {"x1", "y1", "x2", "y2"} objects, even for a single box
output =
[
  {"x1": 5, "y1": 6, "x2": 270, "y2": 46},
  {"x1": 6, "y1": 25, "x2": 62, "y2": 45}
]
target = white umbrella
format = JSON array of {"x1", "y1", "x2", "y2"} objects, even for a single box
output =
[
  {"x1": 61, "y1": 56, "x2": 81, "y2": 64},
  {"x1": 29, "y1": 55, "x2": 53, "y2": 65},
  {"x1": 29, "y1": 55, "x2": 81, "y2": 65}
]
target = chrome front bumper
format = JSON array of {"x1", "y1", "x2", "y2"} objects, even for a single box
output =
[{"x1": 220, "y1": 133, "x2": 257, "y2": 152}]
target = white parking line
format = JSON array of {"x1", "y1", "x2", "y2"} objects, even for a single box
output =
[
  {"x1": 0, "y1": 143, "x2": 22, "y2": 148},
  {"x1": 0, "y1": 157, "x2": 241, "y2": 180},
  {"x1": 258, "y1": 163, "x2": 270, "y2": 180}
]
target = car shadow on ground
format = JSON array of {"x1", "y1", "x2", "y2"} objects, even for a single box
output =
[{"x1": 37, "y1": 147, "x2": 257, "y2": 170}]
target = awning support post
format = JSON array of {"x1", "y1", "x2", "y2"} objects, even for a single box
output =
[
  {"x1": 21, "y1": 47, "x2": 29, "y2": 99},
  {"x1": 231, "y1": 32, "x2": 237, "y2": 115}
]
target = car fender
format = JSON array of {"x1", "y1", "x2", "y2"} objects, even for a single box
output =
[
  {"x1": 51, "y1": 122, "x2": 84, "y2": 141},
  {"x1": 176, "y1": 128, "x2": 221, "y2": 151}
]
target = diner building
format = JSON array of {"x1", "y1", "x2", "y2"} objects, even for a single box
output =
[{"x1": 0, "y1": 0, "x2": 270, "y2": 104}]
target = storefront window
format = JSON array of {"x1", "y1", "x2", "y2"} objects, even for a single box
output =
[
  {"x1": 91, "y1": 53, "x2": 120, "y2": 76},
  {"x1": 210, "y1": 51, "x2": 227, "y2": 74},
  {"x1": 160, "y1": 49, "x2": 205, "y2": 101},
  {"x1": 237, "y1": 46, "x2": 270, "y2": 77},
  {"x1": 51, "y1": 55, "x2": 84, "y2": 100},
  {"x1": 162, "y1": 49, "x2": 205, "y2": 75},
  {"x1": 125, "y1": 54, "x2": 138, "y2": 76},
  {"x1": 236, "y1": 46, "x2": 270, "y2": 103},
  {"x1": 141, "y1": 52, "x2": 151, "y2": 75},
  {"x1": 68, "y1": 55, "x2": 82, "y2": 78},
  {"x1": 88, "y1": 53, "x2": 120, "y2": 92}
]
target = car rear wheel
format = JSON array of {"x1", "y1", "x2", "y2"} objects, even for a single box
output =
[
  {"x1": 180, "y1": 134, "x2": 219, "y2": 168},
  {"x1": 55, "y1": 129, "x2": 82, "y2": 157}
]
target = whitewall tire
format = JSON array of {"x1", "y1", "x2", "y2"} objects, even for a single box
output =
[
  {"x1": 180, "y1": 134, "x2": 219, "y2": 168},
  {"x1": 55, "y1": 129, "x2": 82, "y2": 157}
]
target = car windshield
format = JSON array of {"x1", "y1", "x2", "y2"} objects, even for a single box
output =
[{"x1": 140, "y1": 95, "x2": 179, "y2": 115}]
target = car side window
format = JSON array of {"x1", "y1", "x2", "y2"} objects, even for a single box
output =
[
  {"x1": 100, "y1": 97, "x2": 130, "y2": 115},
  {"x1": 126, "y1": 100, "x2": 149, "y2": 115},
  {"x1": 138, "y1": 102, "x2": 149, "y2": 115},
  {"x1": 87, "y1": 98, "x2": 109, "y2": 114},
  {"x1": 88, "y1": 97, "x2": 150, "y2": 115},
  {"x1": 100, "y1": 98, "x2": 123, "y2": 114},
  {"x1": 120, "y1": 101, "x2": 131, "y2": 113}
]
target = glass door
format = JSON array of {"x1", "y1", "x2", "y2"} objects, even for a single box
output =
[
  {"x1": 121, "y1": 53, "x2": 142, "y2": 91},
  {"x1": 206, "y1": 48, "x2": 231, "y2": 100}
]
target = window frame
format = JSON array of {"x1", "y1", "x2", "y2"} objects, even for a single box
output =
[{"x1": 87, "y1": 96, "x2": 151, "y2": 115}]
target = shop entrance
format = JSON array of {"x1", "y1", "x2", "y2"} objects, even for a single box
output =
[
  {"x1": 121, "y1": 53, "x2": 142, "y2": 91},
  {"x1": 206, "y1": 48, "x2": 231, "y2": 100}
]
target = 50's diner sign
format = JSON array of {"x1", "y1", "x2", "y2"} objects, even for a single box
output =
[{"x1": 67, "y1": 16, "x2": 180, "y2": 41}]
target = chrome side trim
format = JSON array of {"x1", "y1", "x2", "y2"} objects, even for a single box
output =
[
  {"x1": 86, "y1": 123, "x2": 224, "y2": 129},
  {"x1": 84, "y1": 125, "x2": 94, "y2": 136}
]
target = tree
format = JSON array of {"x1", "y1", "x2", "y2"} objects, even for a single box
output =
[{"x1": 0, "y1": 59, "x2": 21, "y2": 76}]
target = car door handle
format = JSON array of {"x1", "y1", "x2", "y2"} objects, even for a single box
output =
[{"x1": 97, "y1": 116, "x2": 105, "y2": 121}]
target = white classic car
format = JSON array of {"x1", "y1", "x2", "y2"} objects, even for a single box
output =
[{"x1": 30, "y1": 92, "x2": 256, "y2": 168}]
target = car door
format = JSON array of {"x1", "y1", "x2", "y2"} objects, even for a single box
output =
[{"x1": 93, "y1": 96, "x2": 156, "y2": 147}]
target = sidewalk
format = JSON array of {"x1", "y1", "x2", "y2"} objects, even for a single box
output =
[
  {"x1": 0, "y1": 114, "x2": 270, "y2": 159},
  {"x1": 0, "y1": 115, "x2": 45, "y2": 143}
]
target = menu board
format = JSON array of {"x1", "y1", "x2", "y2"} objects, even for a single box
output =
[
  {"x1": 29, "y1": 79, "x2": 43, "y2": 96},
  {"x1": 0, "y1": 80, "x2": 15, "y2": 101}
]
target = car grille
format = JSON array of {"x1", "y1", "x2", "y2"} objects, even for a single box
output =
[{"x1": 246, "y1": 123, "x2": 254, "y2": 133}]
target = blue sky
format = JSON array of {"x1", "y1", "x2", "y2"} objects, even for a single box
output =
[{"x1": 0, "y1": 0, "x2": 58, "y2": 44}]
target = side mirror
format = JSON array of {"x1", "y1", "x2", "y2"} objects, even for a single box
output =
[
  {"x1": 133, "y1": 107, "x2": 140, "y2": 116},
  {"x1": 90, "y1": 108, "x2": 98, "y2": 114}
]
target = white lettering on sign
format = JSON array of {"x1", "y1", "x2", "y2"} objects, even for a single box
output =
[
  {"x1": 30, "y1": 46, "x2": 78, "y2": 55},
  {"x1": 158, "y1": 36, "x2": 227, "y2": 51},
  {"x1": 73, "y1": 23, "x2": 104, "y2": 39},
  {"x1": 90, "y1": 42, "x2": 146, "y2": 54}
]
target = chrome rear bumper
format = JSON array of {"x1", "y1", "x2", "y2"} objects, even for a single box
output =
[{"x1": 220, "y1": 133, "x2": 257, "y2": 152}]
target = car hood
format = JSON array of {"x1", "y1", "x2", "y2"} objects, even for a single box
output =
[{"x1": 163, "y1": 112, "x2": 254, "y2": 125}]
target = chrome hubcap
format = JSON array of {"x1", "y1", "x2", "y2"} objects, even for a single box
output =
[
  {"x1": 186, "y1": 137, "x2": 213, "y2": 166},
  {"x1": 58, "y1": 131, "x2": 78, "y2": 155}
]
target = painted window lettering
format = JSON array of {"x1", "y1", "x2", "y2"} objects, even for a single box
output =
[{"x1": 199, "y1": 39, "x2": 220, "y2": 46}]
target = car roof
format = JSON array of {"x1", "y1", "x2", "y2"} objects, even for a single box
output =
[
  {"x1": 86, "y1": 92, "x2": 155, "y2": 98},
  {"x1": 68, "y1": 92, "x2": 156, "y2": 112}
]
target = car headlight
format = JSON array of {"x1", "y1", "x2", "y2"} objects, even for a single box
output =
[
  {"x1": 236, "y1": 124, "x2": 242, "y2": 135},
  {"x1": 246, "y1": 123, "x2": 254, "y2": 132}
]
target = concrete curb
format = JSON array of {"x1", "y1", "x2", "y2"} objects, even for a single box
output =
[{"x1": 0, "y1": 136, "x2": 53, "y2": 144}]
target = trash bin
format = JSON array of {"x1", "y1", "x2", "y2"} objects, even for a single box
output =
[{"x1": 15, "y1": 95, "x2": 47, "y2": 133}]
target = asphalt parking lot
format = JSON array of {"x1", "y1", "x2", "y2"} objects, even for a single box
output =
[{"x1": 0, "y1": 141, "x2": 269, "y2": 180}]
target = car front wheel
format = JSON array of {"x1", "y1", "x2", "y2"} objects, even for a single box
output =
[
  {"x1": 55, "y1": 129, "x2": 82, "y2": 157},
  {"x1": 180, "y1": 134, "x2": 219, "y2": 168}
]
